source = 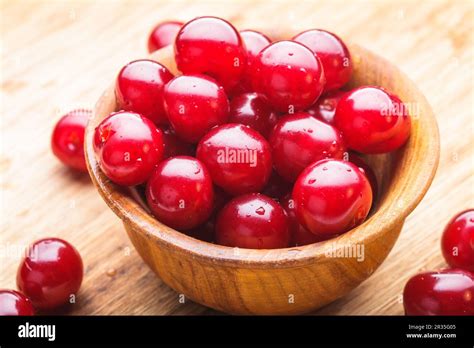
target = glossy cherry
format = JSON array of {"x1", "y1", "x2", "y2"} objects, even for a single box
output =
[
  {"x1": 280, "y1": 195, "x2": 324, "y2": 246},
  {"x1": 250, "y1": 40, "x2": 325, "y2": 113},
  {"x1": 174, "y1": 16, "x2": 247, "y2": 92},
  {"x1": 240, "y1": 30, "x2": 271, "y2": 62},
  {"x1": 306, "y1": 90, "x2": 346, "y2": 126},
  {"x1": 196, "y1": 124, "x2": 272, "y2": 196},
  {"x1": 441, "y1": 210, "x2": 474, "y2": 272},
  {"x1": 0, "y1": 290, "x2": 35, "y2": 316},
  {"x1": 51, "y1": 109, "x2": 90, "y2": 172},
  {"x1": 403, "y1": 269, "x2": 474, "y2": 316},
  {"x1": 270, "y1": 112, "x2": 346, "y2": 182},
  {"x1": 228, "y1": 92, "x2": 278, "y2": 139},
  {"x1": 147, "y1": 21, "x2": 183, "y2": 52},
  {"x1": 146, "y1": 156, "x2": 214, "y2": 230},
  {"x1": 93, "y1": 111, "x2": 164, "y2": 186},
  {"x1": 293, "y1": 159, "x2": 372, "y2": 237},
  {"x1": 17, "y1": 238, "x2": 83, "y2": 311},
  {"x1": 293, "y1": 29, "x2": 352, "y2": 91},
  {"x1": 334, "y1": 86, "x2": 411, "y2": 153},
  {"x1": 164, "y1": 74, "x2": 229, "y2": 143},
  {"x1": 348, "y1": 152, "x2": 378, "y2": 202},
  {"x1": 161, "y1": 127, "x2": 195, "y2": 159},
  {"x1": 116, "y1": 59, "x2": 174, "y2": 126},
  {"x1": 216, "y1": 193, "x2": 290, "y2": 249},
  {"x1": 239, "y1": 30, "x2": 271, "y2": 90}
]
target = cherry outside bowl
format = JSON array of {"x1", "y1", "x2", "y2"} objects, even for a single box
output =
[{"x1": 85, "y1": 42, "x2": 439, "y2": 315}]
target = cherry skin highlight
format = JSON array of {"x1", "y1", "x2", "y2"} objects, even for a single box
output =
[
  {"x1": 306, "y1": 90, "x2": 346, "y2": 126},
  {"x1": 0, "y1": 290, "x2": 35, "y2": 316},
  {"x1": 17, "y1": 238, "x2": 83, "y2": 311},
  {"x1": 51, "y1": 109, "x2": 90, "y2": 172},
  {"x1": 270, "y1": 112, "x2": 346, "y2": 182},
  {"x1": 116, "y1": 59, "x2": 174, "y2": 126},
  {"x1": 280, "y1": 195, "x2": 325, "y2": 246},
  {"x1": 164, "y1": 74, "x2": 229, "y2": 143},
  {"x1": 441, "y1": 209, "x2": 474, "y2": 272},
  {"x1": 334, "y1": 86, "x2": 411, "y2": 154},
  {"x1": 174, "y1": 16, "x2": 247, "y2": 92},
  {"x1": 293, "y1": 29, "x2": 352, "y2": 91},
  {"x1": 240, "y1": 30, "x2": 272, "y2": 62},
  {"x1": 148, "y1": 21, "x2": 183, "y2": 52},
  {"x1": 146, "y1": 156, "x2": 214, "y2": 230},
  {"x1": 196, "y1": 124, "x2": 272, "y2": 196},
  {"x1": 293, "y1": 159, "x2": 372, "y2": 237},
  {"x1": 216, "y1": 193, "x2": 290, "y2": 249},
  {"x1": 239, "y1": 30, "x2": 272, "y2": 90},
  {"x1": 93, "y1": 111, "x2": 164, "y2": 186},
  {"x1": 403, "y1": 269, "x2": 474, "y2": 316},
  {"x1": 228, "y1": 92, "x2": 278, "y2": 139},
  {"x1": 250, "y1": 40, "x2": 325, "y2": 113}
]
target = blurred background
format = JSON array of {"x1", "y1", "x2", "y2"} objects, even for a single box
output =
[{"x1": 1, "y1": 0, "x2": 473, "y2": 314}]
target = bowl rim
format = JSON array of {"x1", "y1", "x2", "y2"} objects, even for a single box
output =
[{"x1": 84, "y1": 43, "x2": 440, "y2": 269}]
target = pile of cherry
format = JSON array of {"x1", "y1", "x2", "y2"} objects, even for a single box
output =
[
  {"x1": 95, "y1": 16, "x2": 412, "y2": 248},
  {"x1": 1, "y1": 16, "x2": 472, "y2": 317}
]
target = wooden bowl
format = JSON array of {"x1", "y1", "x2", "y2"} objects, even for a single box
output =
[{"x1": 84, "y1": 44, "x2": 439, "y2": 315}]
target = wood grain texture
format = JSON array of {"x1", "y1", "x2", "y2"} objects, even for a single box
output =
[{"x1": 1, "y1": 0, "x2": 473, "y2": 315}]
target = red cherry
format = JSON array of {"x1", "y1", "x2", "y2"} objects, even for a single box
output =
[
  {"x1": 262, "y1": 171, "x2": 292, "y2": 201},
  {"x1": 306, "y1": 90, "x2": 346, "y2": 126},
  {"x1": 17, "y1": 238, "x2": 83, "y2": 311},
  {"x1": 0, "y1": 290, "x2": 35, "y2": 316},
  {"x1": 196, "y1": 124, "x2": 272, "y2": 196},
  {"x1": 216, "y1": 193, "x2": 290, "y2": 249},
  {"x1": 403, "y1": 269, "x2": 474, "y2": 316},
  {"x1": 348, "y1": 152, "x2": 378, "y2": 202},
  {"x1": 174, "y1": 16, "x2": 247, "y2": 92},
  {"x1": 441, "y1": 210, "x2": 474, "y2": 272},
  {"x1": 146, "y1": 156, "x2": 214, "y2": 230},
  {"x1": 250, "y1": 40, "x2": 325, "y2": 113},
  {"x1": 240, "y1": 30, "x2": 271, "y2": 61},
  {"x1": 93, "y1": 111, "x2": 164, "y2": 186},
  {"x1": 240, "y1": 30, "x2": 271, "y2": 90},
  {"x1": 161, "y1": 127, "x2": 195, "y2": 159},
  {"x1": 270, "y1": 112, "x2": 346, "y2": 182},
  {"x1": 116, "y1": 59, "x2": 174, "y2": 126},
  {"x1": 293, "y1": 29, "x2": 352, "y2": 91},
  {"x1": 280, "y1": 195, "x2": 325, "y2": 246},
  {"x1": 334, "y1": 86, "x2": 411, "y2": 154},
  {"x1": 164, "y1": 74, "x2": 229, "y2": 143},
  {"x1": 293, "y1": 159, "x2": 372, "y2": 238},
  {"x1": 147, "y1": 21, "x2": 183, "y2": 52},
  {"x1": 51, "y1": 109, "x2": 90, "y2": 173},
  {"x1": 228, "y1": 92, "x2": 278, "y2": 139}
]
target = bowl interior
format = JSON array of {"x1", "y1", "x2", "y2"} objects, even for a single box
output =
[{"x1": 85, "y1": 43, "x2": 439, "y2": 268}]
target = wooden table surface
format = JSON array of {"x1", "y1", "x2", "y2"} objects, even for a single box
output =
[{"x1": 1, "y1": 0, "x2": 473, "y2": 315}]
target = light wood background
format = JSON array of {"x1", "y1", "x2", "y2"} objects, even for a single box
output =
[{"x1": 1, "y1": 0, "x2": 473, "y2": 315}]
